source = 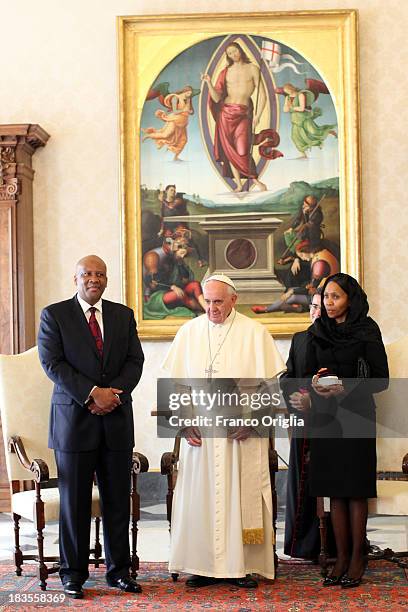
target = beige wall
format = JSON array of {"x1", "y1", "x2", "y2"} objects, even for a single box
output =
[{"x1": 2, "y1": 0, "x2": 407, "y2": 466}]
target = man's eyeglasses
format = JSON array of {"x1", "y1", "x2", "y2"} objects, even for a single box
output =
[{"x1": 309, "y1": 304, "x2": 321, "y2": 311}]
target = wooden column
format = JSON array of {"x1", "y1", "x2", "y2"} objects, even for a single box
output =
[{"x1": 0, "y1": 124, "x2": 50, "y2": 511}]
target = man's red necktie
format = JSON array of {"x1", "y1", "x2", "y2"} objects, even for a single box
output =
[{"x1": 88, "y1": 307, "x2": 103, "y2": 357}]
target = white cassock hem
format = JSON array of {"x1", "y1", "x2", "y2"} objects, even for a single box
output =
[{"x1": 167, "y1": 567, "x2": 276, "y2": 581}]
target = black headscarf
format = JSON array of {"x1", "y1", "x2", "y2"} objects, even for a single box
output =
[{"x1": 309, "y1": 273, "x2": 382, "y2": 345}]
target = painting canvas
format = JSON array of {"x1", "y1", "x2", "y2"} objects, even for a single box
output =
[{"x1": 119, "y1": 11, "x2": 360, "y2": 338}]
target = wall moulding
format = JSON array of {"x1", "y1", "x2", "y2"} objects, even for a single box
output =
[{"x1": 0, "y1": 123, "x2": 50, "y2": 512}]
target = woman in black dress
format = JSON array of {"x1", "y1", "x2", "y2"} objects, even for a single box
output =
[{"x1": 306, "y1": 273, "x2": 388, "y2": 587}]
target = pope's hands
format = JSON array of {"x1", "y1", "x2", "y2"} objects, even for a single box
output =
[
  {"x1": 183, "y1": 426, "x2": 202, "y2": 446},
  {"x1": 227, "y1": 426, "x2": 254, "y2": 441},
  {"x1": 182, "y1": 425, "x2": 255, "y2": 445}
]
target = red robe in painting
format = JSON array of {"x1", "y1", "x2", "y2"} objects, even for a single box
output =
[{"x1": 209, "y1": 67, "x2": 258, "y2": 179}]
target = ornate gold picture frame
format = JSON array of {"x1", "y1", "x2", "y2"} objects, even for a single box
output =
[{"x1": 118, "y1": 10, "x2": 360, "y2": 339}]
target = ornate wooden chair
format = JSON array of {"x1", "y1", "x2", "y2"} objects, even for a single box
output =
[
  {"x1": 161, "y1": 436, "x2": 180, "y2": 581},
  {"x1": 0, "y1": 347, "x2": 148, "y2": 589}
]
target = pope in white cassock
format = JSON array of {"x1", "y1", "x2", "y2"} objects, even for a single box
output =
[{"x1": 162, "y1": 275, "x2": 285, "y2": 588}]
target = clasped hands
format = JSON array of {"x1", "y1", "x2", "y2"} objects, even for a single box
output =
[
  {"x1": 289, "y1": 370, "x2": 345, "y2": 411},
  {"x1": 289, "y1": 390, "x2": 311, "y2": 412},
  {"x1": 182, "y1": 425, "x2": 253, "y2": 446},
  {"x1": 87, "y1": 387, "x2": 123, "y2": 416}
]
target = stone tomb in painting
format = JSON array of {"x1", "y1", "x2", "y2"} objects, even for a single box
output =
[{"x1": 170, "y1": 211, "x2": 284, "y2": 304}]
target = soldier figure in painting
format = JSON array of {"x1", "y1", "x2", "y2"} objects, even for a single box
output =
[
  {"x1": 284, "y1": 195, "x2": 324, "y2": 253},
  {"x1": 143, "y1": 229, "x2": 205, "y2": 319}
]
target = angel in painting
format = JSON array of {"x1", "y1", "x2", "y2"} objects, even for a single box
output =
[
  {"x1": 142, "y1": 84, "x2": 199, "y2": 161},
  {"x1": 280, "y1": 80, "x2": 337, "y2": 158}
]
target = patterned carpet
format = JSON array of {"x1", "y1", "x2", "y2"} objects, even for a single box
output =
[{"x1": 0, "y1": 561, "x2": 406, "y2": 611}]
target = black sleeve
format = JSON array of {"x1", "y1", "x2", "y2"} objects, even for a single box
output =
[
  {"x1": 339, "y1": 336, "x2": 389, "y2": 404},
  {"x1": 107, "y1": 311, "x2": 145, "y2": 394},
  {"x1": 280, "y1": 335, "x2": 309, "y2": 413},
  {"x1": 366, "y1": 338, "x2": 389, "y2": 388},
  {"x1": 37, "y1": 307, "x2": 95, "y2": 404}
]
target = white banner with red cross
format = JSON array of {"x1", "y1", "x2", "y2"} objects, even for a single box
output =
[{"x1": 261, "y1": 41, "x2": 306, "y2": 74}]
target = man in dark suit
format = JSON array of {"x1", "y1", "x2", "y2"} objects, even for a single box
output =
[{"x1": 38, "y1": 255, "x2": 144, "y2": 599}]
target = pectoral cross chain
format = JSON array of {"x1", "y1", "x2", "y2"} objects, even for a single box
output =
[
  {"x1": 205, "y1": 363, "x2": 218, "y2": 381},
  {"x1": 206, "y1": 310, "x2": 236, "y2": 382}
]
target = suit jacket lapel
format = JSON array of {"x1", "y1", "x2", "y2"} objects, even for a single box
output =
[
  {"x1": 102, "y1": 300, "x2": 114, "y2": 367},
  {"x1": 72, "y1": 296, "x2": 101, "y2": 361}
]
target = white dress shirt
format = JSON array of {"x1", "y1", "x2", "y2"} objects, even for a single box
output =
[
  {"x1": 77, "y1": 294, "x2": 104, "y2": 339},
  {"x1": 76, "y1": 294, "x2": 104, "y2": 401}
]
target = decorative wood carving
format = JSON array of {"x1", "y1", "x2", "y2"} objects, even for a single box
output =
[{"x1": 0, "y1": 124, "x2": 50, "y2": 512}]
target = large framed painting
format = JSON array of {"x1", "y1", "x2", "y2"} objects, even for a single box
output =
[{"x1": 118, "y1": 10, "x2": 360, "y2": 339}]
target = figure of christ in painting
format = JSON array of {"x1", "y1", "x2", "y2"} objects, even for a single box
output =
[
  {"x1": 143, "y1": 230, "x2": 205, "y2": 320},
  {"x1": 142, "y1": 86, "x2": 195, "y2": 161},
  {"x1": 283, "y1": 83, "x2": 337, "y2": 159},
  {"x1": 201, "y1": 42, "x2": 268, "y2": 192}
]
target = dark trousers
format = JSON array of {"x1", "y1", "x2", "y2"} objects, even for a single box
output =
[{"x1": 55, "y1": 445, "x2": 132, "y2": 584}]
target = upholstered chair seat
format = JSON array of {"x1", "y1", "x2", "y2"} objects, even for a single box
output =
[{"x1": 11, "y1": 486, "x2": 101, "y2": 523}]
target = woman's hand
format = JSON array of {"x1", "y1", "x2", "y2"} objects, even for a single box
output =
[
  {"x1": 289, "y1": 391, "x2": 311, "y2": 412},
  {"x1": 312, "y1": 380, "x2": 345, "y2": 398},
  {"x1": 312, "y1": 369, "x2": 345, "y2": 399}
]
